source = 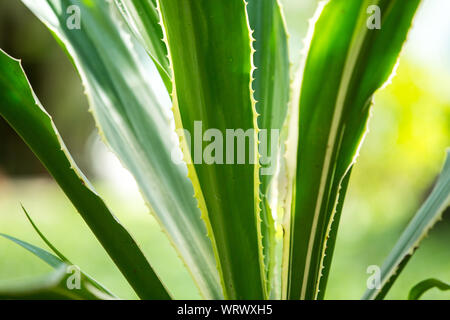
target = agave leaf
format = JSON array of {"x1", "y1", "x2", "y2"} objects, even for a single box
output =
[
  {"x1": 408, "y1": 278, "x2": 450, "y2": 300},
  {"x1": 363, "y1": 150, "x2": 450, "y2": 300},
  {"x1": 0, "y1": 264, "x2": 110, "y2": 300},
  {"x1": 0, "y1": 49, "x2": 170, "y2": 300},
  {"x1": 20, "y1": 0, "x2": 221, "y2": 299},
  {"x1": 246, "y1": 0, "x2": 290, "y2": 296},
  {"x1": 316, "y1": 168, "x2": 352, "y2": 299},
  {"x1": 285, "y1": 0, "x2": 421, "y2": 299},
  {"x1": 0, "y1": 234, "x2": 115, "y2": 300},
  {"x1": 278, "y1": 68, "x2": 302, "y2": 300},
  {"x1": 20, "y1": 205, "x2": 70, "y2": 263},
  {"x1": 19, "y1": 205, "x2": 116, "y2": 297},
  {"x1": 0, "y1": 234, "x2": 63, "y2": 269},
  {"x1": 114, "y1": 0, "x2": 171, "y2": 91},
  {"x1": 157, "y1": 0, "x2": 266, "y2": 299}
]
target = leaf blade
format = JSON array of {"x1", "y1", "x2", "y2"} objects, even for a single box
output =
[
  {"x1": 158, "y1": 0, "x2": 266, "y2": 299},
  {"x1": 408, "y1": 278, "x2": 450, "y2": 300},
  {"x1": 19, "y1": 205, "x2": 116, "y2": 297},
  {"x1": 114, "y1": 0, "x2": 172, "y2": 91},
  {"x1": 0, "y1": 49, "x2": 170, "y2": 300},
  {"x1": 20, "y1": 0, "x2": 222, "y2": 299},
  {"x1": 0, "y1": 233, "x2": 63, "y2": 269},
  {"x1": 286, "y1": 0, "x2": 421, "y2": 300},
  {"x1": 363, "y1": 150, "x2": 450, "y2": 300},
  {"x1": 0, "y1": 235, "x2": 114, "y2": 300},
  {"x1": 0, "y1": 264, "x2": 111, "y2": 300},
  {"x1": 247, "y1": 0, "x2": 290, "y2": 296}
]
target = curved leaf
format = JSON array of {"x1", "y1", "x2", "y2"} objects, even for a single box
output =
[
  {"x1": 247, "y1": 0, "x2": 290, "y2": 296},
  {"x1": 0, "y1": 234, "x2": 63, "y2": 269},
  {"x1": 20, "y1": 205, "x2": 70, "y2": 263},
  {"x1": 317, "y1": 167, "x2": 352, "y2": 299},
  {"x1": 20, "y1": 0, "x2": 221, "y2": 299},
  {"x1": 285, "y1": 0, "x2": 421, "y2": 299},
  {"x1": 0, "y1": 235, "x2": 114, "y2": 300},
  {"x1": 0, "y1": 264, "x2": 111, "y2": 300},
  {"x1": 158, "y1": 0, "x2": 266, "y2": 299},
  {"x1": 20, "y1": 205, "x2": 116, "y2": 297},
  {"x1": 408, "y1": 278, "x2": 450, "y2": 300},
  {"x1": 0, "y1": 49, "x2": 170, "y2": 300},
  {"x1": 363, "y1": 150, "x2": 450, "y2": 300},
  {"x1": 114, "y1": 0, "x2": 172, "y2": 91}
]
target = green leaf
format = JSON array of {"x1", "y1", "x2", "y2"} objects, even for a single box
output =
[
  {"x1": 20, "y1": 0, "x2": 221, "y2": 299},
  {"x1": 363, "y1": 150, "x2": 450, "y2": 300},
  {"x1": 20, "y1": 205, "x2": 70, "y2": 263},
  {"x1": 278, "y1": 67, "x2": 301, "y2": 301},
  {"x1": 285, "y1": 0, "x2": 421, "y2": 299},
  {"x1": 0, "y1": 264, "x2": 111, "y2": 300},
  {"x1": 0, "y1": 235, "x2": 114, "y2": 300},
  {"x1": 247, "y1": 0, "x2": 290, "y2": 297},
  {"x1": 158, "y1": 0, "x2": 266, "y2": 299},
  {"x1": 20, "y1": 205, "x2": 116, "y2": 297},
  {"x1": 0, "y1": 49, "x2": 170, "y2": 300},
  {"x1": 408, "y1": 278, "x2": 450, "y2": 300},
  {"x1": 0, "y1": 234, "x2": 63, "y2": 269},
  {"x1": 114, "y1": 0, "x2": 172, "y2": 91},
  {"x1": 317, "y1": 167, "x2": 352, "y2": 300}
]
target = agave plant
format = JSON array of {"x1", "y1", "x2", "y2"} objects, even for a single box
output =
[{"x1": 0, "y1": 0, "x2": 448, "y2": 300}]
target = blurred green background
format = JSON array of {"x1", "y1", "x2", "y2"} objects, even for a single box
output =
[{"x1": 0, "y1": 0, "x2": 449, "y2": 299}]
